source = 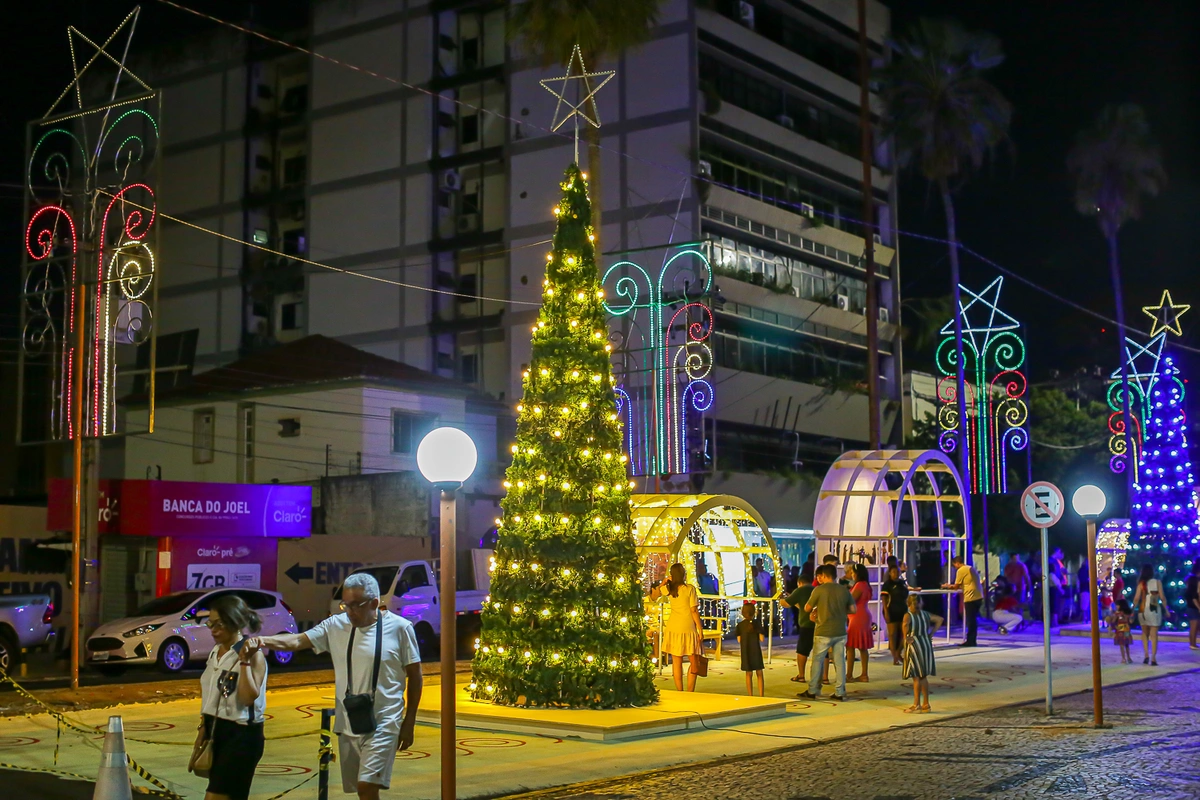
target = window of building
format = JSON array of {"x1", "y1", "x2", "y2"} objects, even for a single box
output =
[
  {"x1": 706, "y1": 237, "x2": 868, "y2": 310},
  {"x1": 252, "y1": 228, "x2": 269, "y2": 245},
  {"x1": 192, "y1": 408, "x2": 215, "y2": 464},
  {"x1": 460, "y1": 37, "x2": 480, "y2": 70},
  {"x1": 283, "y1": 155, "x2": 307, "y2": 186},
  {"x1": 278, "y1": 417, "x2": 301, "y2": 437},
  {"x1": 391, "y1": 411, "x2": 437, "y2": 454},
  {"x1": 282, "y1": 228, "x2": 306, "y2": 255},
  {"x1": 461, "y1": 114, "x2": 479, "y2": 145},
  {"x1": 698, "y1": 53, "x2": 861, "y2": 159},
  {"x1": 699, "y1": 140, "x2": 863, "y2": 238},
  {"x1": 461, "y1": 353, "x2": 479, "y2": 384},
  {"x1": 458, "y1": 273, "x2": 478, "y2": 300},
  {"x1": 281, "y1": 84, "x2": 308, "y2": 114},
  {"x1": 280, "y1": 301, "x2": 302, "y2": 330}
]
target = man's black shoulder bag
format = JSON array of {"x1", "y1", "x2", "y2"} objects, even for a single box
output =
[{"x1": 342, "y1": 611, "x2": 384, "y2": 735}]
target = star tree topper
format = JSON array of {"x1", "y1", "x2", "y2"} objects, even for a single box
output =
[
  {"x1": 1142, "y1": 289, "x2": 1190, "y2": 338},
  {"x1": 539, "y1": 44, "x2": 615, "y2": 163}
]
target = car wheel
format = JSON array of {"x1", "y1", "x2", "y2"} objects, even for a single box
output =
[
  {"x1": 0, "y1": 630, "x2": 18, "y2": 674},
  {"x1": 157, "y1": 638, "x2": 189, "y2": 673},
  {"x1": 414, "y1": 622, "x2": 438, "y2": 659},
  {"x1": 269, "y1": 639, "x2": 294, "y2": 667}
]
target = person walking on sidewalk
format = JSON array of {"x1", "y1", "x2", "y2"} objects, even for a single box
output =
[
  {"x1": 1133, "y1": 564, "x2": 1165, "y2": 665},
  {"x1": 943, "y1": 555, "x2": 983, "y2": 647},
  {"x1": 783, "y1": 568, "x2": 815, "y2": 683},
  {"x1": 244, "y1": 573, "x2": 423, "y2": 800},
  {"x1": 192, "y1": 594, "x2": 268, "y2": 800},
  {"x1": 902, "y1": 594, "x2": 942, "y2": 714},
  {"x1": 798, "y1": 564, "x2": 854, "y2": 701}
]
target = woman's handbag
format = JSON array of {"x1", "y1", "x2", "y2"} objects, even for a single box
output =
[
  {"x1": 188, "y1": 718, "x2": 213, "y2": 777},
  {"x1": 342, "y1": 613, "x2": 384, "y2": 735},
  {"x1": 689, "y1": 652, "x2": 709, "y2": 677}
]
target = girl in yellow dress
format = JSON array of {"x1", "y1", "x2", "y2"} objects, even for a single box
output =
[{"x1": 649, "y1": 563, "x2": 705, "y2": 691}]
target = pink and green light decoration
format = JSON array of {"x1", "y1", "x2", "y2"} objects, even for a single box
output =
[
  {"x1": 936, "y1": 276, "x2": 1029, "y2": 495},
  {"x1": 603, "y1": 247, "x2": 714, "y2": 477},
  {"x1": 1109, "y1": 290, "x2": 1191, "y2": 479}
]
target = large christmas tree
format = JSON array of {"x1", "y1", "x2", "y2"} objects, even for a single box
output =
[
  {"x1": 470, "y1": 165, "x2": 657, "y2": 708},
  {"x1": 1128, "y1": 353, "x2": 1200, "y2": 627}
]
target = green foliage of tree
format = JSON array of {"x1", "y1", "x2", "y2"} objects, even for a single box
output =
[
  {"x1": 470, "y1": 166, "x2": 657, "y2": 709},
  {"x1": 507, "y1": 0, "x2": 664, "y2": 254}
]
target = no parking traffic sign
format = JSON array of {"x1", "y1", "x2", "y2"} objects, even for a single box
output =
[{"x1": 1021, "y1": 481, "x2": 1065, "y2": 528}]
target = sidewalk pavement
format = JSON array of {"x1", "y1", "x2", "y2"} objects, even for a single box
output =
[{"x1": 0, "y1": 631, "x2": 1196, "y2": 799}]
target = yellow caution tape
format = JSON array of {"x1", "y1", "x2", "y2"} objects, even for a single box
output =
[
  {"x1": 0, "y1": 760, "x2": 94, "y2": 782},
  {"x1": 0, "y1": 673, "x2": 182, "y2": 799}
]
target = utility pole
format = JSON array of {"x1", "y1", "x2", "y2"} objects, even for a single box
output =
[{"x1": 857, "y1": 0, "x2": 881, "y2": 449}]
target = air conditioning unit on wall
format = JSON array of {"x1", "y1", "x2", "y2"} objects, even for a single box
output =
[
  {"x1": 441, "y1": 170, "x2": 462, "y2": 191},
  {"x1": 739, "y1": 2, "x2": 755, "y2": 29},
  {"x1": 835, "y1": 293, "x2": 850, "y2": 312}
]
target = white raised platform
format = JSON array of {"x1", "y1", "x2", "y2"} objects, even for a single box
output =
[{"x1": 417, "y1": 687, "x2": 790, "y2": 741}]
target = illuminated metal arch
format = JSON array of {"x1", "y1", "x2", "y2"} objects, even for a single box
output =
[
  {"x1": 631, "y1": 494, "x2": 777, "y2": 596},
  {"x1": 813, "y1": 449, "x2": 971, "y2": 552}
]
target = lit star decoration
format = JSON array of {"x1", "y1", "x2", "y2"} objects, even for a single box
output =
[
  {"x1": 1108, "y1": 332, "x2": 1170, "y2": 481},
  {"x1": 1142, "y1": 289, "x2": 1190, "y2": 338},
  {"x1": 539, "y1": 44, "x2": 615, "y2": 163},
  {"x1": 469, "y1": 165, "x2": 657, "y2": 709},
  {"x1": 935, "y1": 277, "x2": 1028, "y2": 494},
  {"x1": 1127, "y1": 354, "x2": 1200, "y2": 629}
]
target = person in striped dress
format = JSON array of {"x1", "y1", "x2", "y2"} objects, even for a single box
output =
[{"x1": 902, "y1": 594, "x2": 943, "y2": 713}]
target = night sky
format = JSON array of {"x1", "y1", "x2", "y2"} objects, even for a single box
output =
[
  {"x1": 892, "y1": 0, "x2": 1200, "y2": 379},
  {"x1": 3, "y1": 0, "x2": 1198, "y2": 381}
]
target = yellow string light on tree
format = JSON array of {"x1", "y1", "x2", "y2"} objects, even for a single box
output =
[{"x1": 469, "y1": 163, "x2": 657, "y2": 709}]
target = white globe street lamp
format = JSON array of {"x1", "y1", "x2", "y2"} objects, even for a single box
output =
[
  {"x1": 416, "y1": 426, "x2": 478, "y2": 800},
  {"x1": 417, "y1": 426, "x2": 478, "y2": 488},
  {"x1": 1071, "y1": 483, "x2": 1108, "y2": 728},
  {"x1": 1071, "y1": 484, "x2": 1107, "y2": 519}
]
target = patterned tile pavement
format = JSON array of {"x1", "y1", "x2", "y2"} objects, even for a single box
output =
[{"x1": 508, "y1": 668, "x2": 1200, "y2": 800}]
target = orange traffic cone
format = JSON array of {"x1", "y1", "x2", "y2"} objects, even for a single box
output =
[{"x1": 92, "y1": 715, "x2": 133, "y2": 800}]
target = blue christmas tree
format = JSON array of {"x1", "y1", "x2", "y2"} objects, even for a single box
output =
[{"x1": 1129, "y1": 354, "x2": 1200, "y2": 627}]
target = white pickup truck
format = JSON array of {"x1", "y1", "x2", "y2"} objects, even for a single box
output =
[
  {"x1": 0, "y1": 594, "x2": 56, "y2": 672},
  {"x1": 329, "y1": 561, "x2": 486, "y2": 655}
]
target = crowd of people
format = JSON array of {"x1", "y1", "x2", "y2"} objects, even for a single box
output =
[
  {"x1": 647, "y1": 548, "x2": 1200, "y2": 716},
  {"x1": 184, "y1": 550, "x2": 1200, "y2": 799}
]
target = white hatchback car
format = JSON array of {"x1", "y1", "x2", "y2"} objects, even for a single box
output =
[{"x1": 86, "y1": 588, "x2": 298, "y2": 673}]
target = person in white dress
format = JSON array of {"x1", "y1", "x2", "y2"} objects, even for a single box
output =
[
  {"x1": 1132, "y1": 564, "x2": 1165, "y2": 665},
  {"x1": 648, "y1": 563, "x2": 705, "y2": 691},
  {"x1": 192, "y1": 594, "x2": 267, "y2": 800}
]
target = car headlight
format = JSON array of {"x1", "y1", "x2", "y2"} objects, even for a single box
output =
[{"x1": 122, "y1": 623, "x2": 164, "y2": 638}]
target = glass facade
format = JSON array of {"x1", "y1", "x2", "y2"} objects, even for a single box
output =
[{"x1": 706, "y1": 237, "x2": 867, "y2": 311}]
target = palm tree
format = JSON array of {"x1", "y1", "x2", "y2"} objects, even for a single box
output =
[
  {"x1": 875, "y1": 18, "x2": 1011, "y2": 490},
  {"x1": 508, "y1": 0, "x2": 663, "y2": 254},
  {"x1": 1067, "y1": 104, "x2": 1167, "y2": 502}
]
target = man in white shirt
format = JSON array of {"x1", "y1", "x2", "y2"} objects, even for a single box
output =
[
  {"x1": 246, "y1": 573, "x2": 423, "y2": 799},
  {"x1": 943, "y1": 555, "x2": 983, "y2": 647}
]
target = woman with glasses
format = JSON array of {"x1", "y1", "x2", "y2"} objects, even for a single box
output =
[{"x1": 191, "y1": 595, "x2": 267, "y2": 800}]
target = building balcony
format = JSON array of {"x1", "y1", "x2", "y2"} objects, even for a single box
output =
[{"x1": 703, "y1": 186, "x2": 896, "y2": 274}]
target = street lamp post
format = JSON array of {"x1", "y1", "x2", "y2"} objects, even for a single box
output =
[
  {"x1": 1071, "y1": 484, "x2": 1107, "y2": 729},
  {"x1": 417, "y1": 427, "x2": 478, "y2": 800}
]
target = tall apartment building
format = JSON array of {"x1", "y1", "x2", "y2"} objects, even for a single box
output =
[{"x1": 134, "y1": 0, "x2": 901, "y2": 526}]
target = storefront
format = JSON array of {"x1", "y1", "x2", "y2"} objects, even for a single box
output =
[{"x1": 47, "y1": 479, "x2": 311, "y2": 621}]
